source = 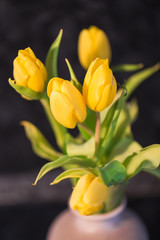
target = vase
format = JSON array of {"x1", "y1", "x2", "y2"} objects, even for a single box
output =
[{"x1": 46, "y1": 199, "x2": 149, "y2": 240}]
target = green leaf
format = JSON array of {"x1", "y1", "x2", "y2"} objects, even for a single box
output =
[
  {"x1": 126, "y1": 63, "x2": 160, "y2": 99},
  {"x1": 100, "y1": 99, "x2": 118, "y2": 141},
  {"x1": 40, "y1": 98, "x2": 67, "y2": 152},
  {"x1": 107, "y1": 137, "x2": 142, "y2": 163},
  {"x1": 77, "y1": 125, "x2": 93, "y2": 141},
  {"x1": 123, "y1": 144, "x2": 160, "y2": 178},
  {"x1": 50, "y1": 168, "x2": 96, "y2": 185},
  {"x1": 126, "y1": 98, "x2": 139, "y2": 123},
  {"x1": 112, "y1": 63, "x2": 144, "y2": 72},
  {"x1": 100, "y1": 89, "x2": 122, "y2": 124},
  {"x1": 65, "y1": 58, "x2": 82, "y2": 93},
  {"x1": 97, "y1": 89, "x2": 126, "y2": 160},
  {"x1": 66, "y1": 137, "x2": 95, "y2": 158},
  {"x1": 106, "y1": 103, "x2": 132, "y2": 155},
  {"x1": 33, "y1": 155, "x2": 94, "y2": 185},
  {"x1": 83, "y1": 107, "x2": 96, "y2": 132},
  {"x1": 21, "y1": 121, "x2": 61, "y2": 161},
  {"x1": 99, "y1": 160, "x2": 127, "y2": 186},
  {"x1": 9, "y1": 79, "x2": 44, "y2": 100},
  {"x1": 145, "y1": 167, "x2": 160, "y2": 178},
  {"x1": 78, "y1": 107, "x2": 95, "y2": 140},
  {"x1": 45, "y1": 29, "x2": 63, "y2": 79}
]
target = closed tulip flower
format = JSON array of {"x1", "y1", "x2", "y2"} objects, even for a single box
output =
[
  {"x1": 47, "y1": 77, "x2": 87, "y2": 129},
  {"x1": 78, "y1": 26, "x2": 111, "y2": 69},
  {"x1": 83, "y1": 58, "x2": 117, "y2": 112},
  {"x1": 70, "y1": 173, "x2": 108, "y2": 215},
  {"x1": 13, "y1": 47, "x2": 47, "y2": 92}
]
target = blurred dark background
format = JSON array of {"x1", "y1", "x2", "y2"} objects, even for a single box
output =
[{"x1": 0, "y1": 0, "x2": 160, "y2": 239}]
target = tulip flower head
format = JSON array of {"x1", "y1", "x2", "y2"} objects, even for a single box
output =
[
  {"x1": 47, "y1": 77, "x2": 87, "y2": 129},
  {"x1": 83, "y1": 58, "x2": 117, "y2": 112},
  {"x1": 78, "y1": 26, "x2": 112, "y2": 69},
  {"x1": 70, "y1": 174, "x2": 108, "y2": 215},
  {"x1": 13, "y1": 47, "x2": 47, "y2": 92}
]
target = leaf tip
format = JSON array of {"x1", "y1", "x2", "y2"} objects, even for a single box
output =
[
  {"x1": 156, "y1": 62, "x2": 160, "y2": 70},
  {"x1": 8, "y1": 78, "x2": 15, "y2": 85},
  {"x1": 139, "y1": 63, "x2": 144, "y2": 69},
  {"x1": 19, "y1": 120, "x2": 28, "y2": 127},
  {"x1": 50, "y1": 182, "x2": 54, "y2": 185},
  {"x1": 60, "y1": 28, "x2": 63, "y2": 34}
]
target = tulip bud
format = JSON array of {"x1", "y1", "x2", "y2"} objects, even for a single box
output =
[
  {"x1": 13, "y1": 47, "x2": 47, "y2": 92},
  {"x1": 83, "y1": 58, "x2": 117, "y2": 112},
  {"x1": 78, "y1": 26, "x2": 111, "y2": 69},
  {"x1": 47, "y1": 77, "x2": 87, "y2": 129},
  {"x1": 70, "y1": 174, "x2": 108, "y2": 215}
]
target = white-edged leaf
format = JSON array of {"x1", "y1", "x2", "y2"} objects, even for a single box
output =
[
  {"x1": 50, "y1": 168, "x2": 97, "y2": 185},
  {"x1": 126, "y1": 98, "x2": 139, "y2": 123},
  {"x1": 108, "y1": 137, "x2": 142, "y2": 163},
  {"x1": 67, "y1": 137, "x2": 95, "y2": 158},
  {"x1": 145, "y1": 167, "x2": 160, "y2": 178},
  {"x1": 123, "y1": 144, "x2": 160, "y2": 178},
  {"x1": 33, "y1": 155, "x2": 94, "y2": 185},
  {"x1": 21, "y1": 121, "x2": 61, "y2": 161}
]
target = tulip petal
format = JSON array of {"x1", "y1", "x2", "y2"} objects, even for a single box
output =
[
  {"x1": 36, "y1": 59, "x2": 47, "y2": 81},
  {"x1": 106, "y1": 76, "x2": 117, "y2": 106},
  {"x1": 70, "y1": 174, "x2": 95, "y2": 210},
  {"x1": 95, "y1": 84, "x2": 111, "y2": 111},
  {"x1": 50, "y1": 91, "x2": 77, "y2": 128},
  {"x1": 87, "y1": 64, "x2": 112, "y2": 110},
  {"x1": 47, "y1": 77, "x2": 63, "y2": 98},
  {"x1": 22, "y1": 47, "x2": 36, "y2": 59},
  {"x1": 62, "y1": 81, "x2": 86, "y2": 123},
  {"x1": 13, "y1": 57, "x2": 29, "y2": 87},
  {"x1": 96, "y1": 76, "x2": 117, "y2": 111},
  {"x1": 94, "y1": 29, "x2": 112, "y2": 62},
  {"x1": 27, "y1": 75, "x2": 45, "y2": 92},
  {"x1": 83, "y1": 177, "x2": 108, "y2": 206},
  {"x1": 19, "y1": 53, "x2": 40, "y2": 76},
  {"x1": 83, "y1": 58, "x2": 108, "y2": 102},
  {"x1": 78, "y1": 29, "x2": 93, "y2": 69}
]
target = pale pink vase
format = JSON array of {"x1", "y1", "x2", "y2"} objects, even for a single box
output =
[{"x1": 46, "y1": 200, "x2": 149, "y2": 240}]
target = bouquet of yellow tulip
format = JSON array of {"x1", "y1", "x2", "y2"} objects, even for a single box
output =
[{"x1": 9, "y1": 26, "x2": 160, "y2": 215}]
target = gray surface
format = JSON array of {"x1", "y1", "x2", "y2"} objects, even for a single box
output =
[{"x1": 0, "y1": 170, "x2": 159, "y2": 206}]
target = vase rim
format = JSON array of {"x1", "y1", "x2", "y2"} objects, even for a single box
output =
[{"x1": 70, "y1": 198, "x2": 127, "y2": 221}]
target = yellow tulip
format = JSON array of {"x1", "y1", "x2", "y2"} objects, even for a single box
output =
[
  {"x1": 13, "y1": 47, "x2": 47, "y2": 92},
  {"x1": 70, "y1": 174, "x2": 108, "y2": 215},
  {"x1": 47, "y1": 77, "x2": 87, "y2": 129},
  {"x1": 83, "y1": 58, "x2": 117, "y2": 112},
  {"x1": 78, "y1": 26, "x2": 111, "y2": 69}
]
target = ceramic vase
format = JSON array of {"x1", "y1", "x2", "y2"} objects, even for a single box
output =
[{"x1": 46, "y1": 199, "x2": 149, "y2": 240}]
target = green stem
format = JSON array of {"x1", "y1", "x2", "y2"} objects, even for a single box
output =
[
  {"x1": 95, "y1": 112, "x2": 101, "y2": 154},
  {"x1": 40, "y1": 98, "x2": 66, "y2": 152},
  {"x1": 78, "y1": 123, "x2": 93, "y2": 136},
  {"x1": 103, "y1": 182, "x2": 128, "y2": 212}
]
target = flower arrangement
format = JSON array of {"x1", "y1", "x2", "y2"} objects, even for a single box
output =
[{"x1": 9, "y1": 26, "x2": 160, "y2": 216}]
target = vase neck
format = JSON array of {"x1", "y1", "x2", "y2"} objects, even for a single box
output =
[{"x1": 70, "y1": 198, "x2": 127, "y2": 223}]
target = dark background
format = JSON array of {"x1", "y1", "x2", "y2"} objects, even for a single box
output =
[{"x1": 0, "y1": 0, "x2": 160, "y2": 239}]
